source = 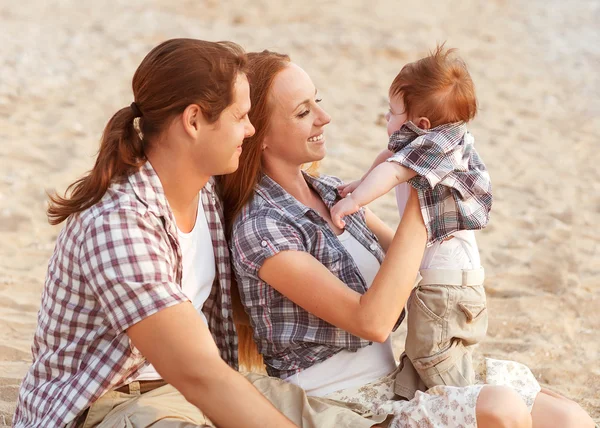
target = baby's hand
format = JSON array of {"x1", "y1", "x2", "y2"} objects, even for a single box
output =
[
  {"x1": 330, "y1": 195, "x2": 361, "y2": 229},
  {"x1": 337, "y1": 179, "x2": 361, "y2": 198}
]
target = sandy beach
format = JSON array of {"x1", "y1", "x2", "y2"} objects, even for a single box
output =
[{"x1": 1, "y1": 0, "x2": 598, "y2": 425}]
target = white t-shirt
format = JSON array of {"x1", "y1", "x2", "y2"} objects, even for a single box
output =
[
  {"x1": 395, "y1": 183, "x2": 481, "y2": 270},
  {"x1": 283, "y1": 230, "x2": 397, "y2": 397},
  {"x1": 135, "y1": 196, "x2": 216, "y2": 381}
]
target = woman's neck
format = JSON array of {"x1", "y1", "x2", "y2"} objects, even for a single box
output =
[
  {"x1": 263, "y1": 162, "x2": 313, "y2": 205},
  {"x1": 264, "y1": 161, "x2": 343, "y2": 235}
]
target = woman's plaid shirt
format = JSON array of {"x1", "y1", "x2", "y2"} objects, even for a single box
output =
[{"x1": 230, "y1": 172, "x2": 404, "y2": 379}]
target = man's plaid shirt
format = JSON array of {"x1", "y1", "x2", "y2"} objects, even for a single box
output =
[
  {"x1": 14, "y1": 161, "x2": 237, "y2": 427},
  {"x1": 230, "y1": 172, "x2": 404, "y2": 379},
  {"x1": 387, "y1": 121, "x2": 492, "y2": 246}
]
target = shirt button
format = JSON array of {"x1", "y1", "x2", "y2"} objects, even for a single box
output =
[
  {"x1": 261, "y1": 240, "x2": 268, "y2": 247},
  {"x1": 369, "y1": 243, "x2": 377, "y2": 250}
]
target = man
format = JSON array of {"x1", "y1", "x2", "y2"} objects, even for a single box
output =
[{"x1": 14, "y1": 38, "x2": 294, "y2": 428}]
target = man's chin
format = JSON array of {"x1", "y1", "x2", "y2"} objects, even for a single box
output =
[{"x1": 220, "y1": 160, "x2": 240, "y2": 175}]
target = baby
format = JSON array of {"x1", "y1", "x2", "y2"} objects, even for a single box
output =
[{"x1": 331, "y1": 45, "x2": 492, "y2": 399}]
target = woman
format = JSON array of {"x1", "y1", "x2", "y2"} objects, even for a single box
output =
[
  {"x1": 14, "y1": 39, "x2": 296, "y2": 428},
  {"x1": 219, "y1": 51, "x2": 594, "y2": 427}
]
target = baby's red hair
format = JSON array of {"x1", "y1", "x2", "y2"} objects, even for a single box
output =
[{"x1": 390, "y1": 44, "x2": 477, "y2": 127}]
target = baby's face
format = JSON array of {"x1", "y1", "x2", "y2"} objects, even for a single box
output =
[{"x1": 385, "y1": 95, "x2": 409, "y2": 137}]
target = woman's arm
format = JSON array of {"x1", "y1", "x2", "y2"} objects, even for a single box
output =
[
  {"x1": 127, "y1": 303, "x2": 294, "y2": 428},
  {"x1": 259, "y1": 188, "x2": 426, "y2": 342},
  {"x1": 364, "y1": 207, "x2": 394, "y2": 252}
]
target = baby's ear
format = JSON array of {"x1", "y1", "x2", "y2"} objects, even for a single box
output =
[{"x1": 417, "y1": 117, "x2": 431, "y2": 130}]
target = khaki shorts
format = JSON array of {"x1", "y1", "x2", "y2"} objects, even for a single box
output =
[
  {"x1": 395, "y1": 268, "x2": 488, "y2": 399},
  {"x1": 77, "y1": 374, "x2": 387, "y2": 428}
]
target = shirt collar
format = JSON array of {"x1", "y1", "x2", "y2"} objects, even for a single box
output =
[
  {"x1": 390, "y1": 121, "x2": 468, "y2": 151},
  {"x1": 128, "y1": 161, "x2": 172, "y2": 219},
  {"x1": 302, "y1": 171, "x2": 341, "y2": 208},
  {"x1": 128, "y1": 162, "x2": 217, "y2": 216},
  {"x1": 203, "y1": 177, "x2": 216, "y2": 195},
  {"x1": 255, "y1": 171, "x2": 341, "y2": 218}
]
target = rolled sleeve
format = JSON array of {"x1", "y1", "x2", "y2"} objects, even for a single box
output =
[
  {"x1": 79, "y1": 210, "x2": 188, "y2": 333},
  {"x1": 231, "y1": 215, "x2": 306, "y2": 280}
]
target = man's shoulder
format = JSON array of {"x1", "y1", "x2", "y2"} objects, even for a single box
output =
[{"x1": 75, "y1": 179, "x2": 151, "y2": 234}]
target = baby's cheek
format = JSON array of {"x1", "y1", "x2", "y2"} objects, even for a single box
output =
[
  {"x1": 388, "y1": 117, "x2": 408, "y2": 137},
  {"x1": 387, "y1": 121, "x2": 398, "y2": 137}
]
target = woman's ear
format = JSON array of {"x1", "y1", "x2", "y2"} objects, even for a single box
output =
[{"x1": 416, "y1": 116, "x2": 431, "y2": 130}]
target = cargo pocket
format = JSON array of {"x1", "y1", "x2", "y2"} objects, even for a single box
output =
[
  {"x1": 452, "y1": 284, "x2": 488, "y2": 347},
  {"x1": 458, "y1": 301, "x2": 486, "y2": 322},
  {"x1": 394, "y1": 353, "x2": 428, "y2": 400},
  {"x1": 411, "y1": 339, "x2": 475, "y2": 389},
  {"x1": 405, "y1": 285, "x2": 449, "y2": 362}
]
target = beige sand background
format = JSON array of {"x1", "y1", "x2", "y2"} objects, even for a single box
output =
[{"x1": 1, "y1": 0, "x2": 599, "y2": 425}]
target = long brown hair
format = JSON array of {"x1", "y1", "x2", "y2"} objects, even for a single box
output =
[
  {"x1": 218, "y1": 50, "x2": 291, "y2": 235},
  {"x1": 217, "y1": 50, "x2": 290, "y2": 371},
  {"x1": 47, "y1": 38, "x2": 247, "y2": 225}
]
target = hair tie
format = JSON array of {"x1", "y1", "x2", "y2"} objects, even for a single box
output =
[{"x1": 130, "y1": 102, "x2": 143, "y2": 118}]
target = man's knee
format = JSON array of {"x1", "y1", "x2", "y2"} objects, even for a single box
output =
[{"x1": 476, "y1": 386, "x2": 531, "y2": 428}]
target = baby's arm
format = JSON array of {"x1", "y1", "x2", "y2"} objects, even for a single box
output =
[
  {"x1": 338, "y1": 149, "x2": 394, "y2": 197},
  {"x1": 331, "y1": 160, "x2": 417, "y2": 228}
]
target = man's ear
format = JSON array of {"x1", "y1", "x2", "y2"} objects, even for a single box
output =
[
  {"x1": 416, "y1": 116, "x2": 431, "y2": 130},
  {"x1": 181, "y1": 104, "x2": 203, "y2": 138}
]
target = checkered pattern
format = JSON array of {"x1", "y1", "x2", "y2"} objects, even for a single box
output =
[
  {"x1": 387, "y1": 121, "x2": 493, "y2": 246},
  {"x1": 14, "y1": 162, "x2": 237, "y2": 427},
  {"x1": 201, "y1": 179, "x2": 238, "y2": 368},
  {"x1": 230, "y1": 172, "x2": 404, "y2": 379}
]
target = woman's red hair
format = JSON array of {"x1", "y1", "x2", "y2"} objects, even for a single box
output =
[{"x1": 217, "y1": 50, "x2": 291, "y2": 372}]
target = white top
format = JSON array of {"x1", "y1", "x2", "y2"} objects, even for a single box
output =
[
  {"x1": 395, "y1": 183, "x2": 480, "y2": 269},
  {"x1": 283, "y1": 230, "x2": 397, "y2": 397},
  {"x1": 135, "y1": 196, "x2": 216, "y2": 381}
]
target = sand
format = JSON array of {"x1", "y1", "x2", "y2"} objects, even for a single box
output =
[{"x1": 0, "y1": 0, "x2": 598, "y2": 425}]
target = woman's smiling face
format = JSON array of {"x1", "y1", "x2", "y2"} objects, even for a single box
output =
[{"x1": 261, "y1": 63, "x2": 332, "y2": 167}]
